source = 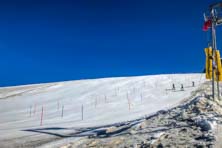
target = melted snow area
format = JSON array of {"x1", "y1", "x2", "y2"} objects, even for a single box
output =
[{"x1": 0, "y1": 74, "x2": 205, "y2": 145}]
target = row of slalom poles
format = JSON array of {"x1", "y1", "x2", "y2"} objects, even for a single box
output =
[
  {"x1": 29, "y1": 78, "x2": 188, "y2": 126},
  {"x1": 94, "y1": 87, "x2": 144, "y2": 112},
  {"x1": 29, "y1": 104, "x2": 44, "y2": 126},
  {"x1": 91, "y1": 84, "x2": 145, "y2": 110},
  {"x1": 28, "y1": 103, "x2": 85, "y2": 126},
  {"x1": 29, "y1": 104, "x2": 45, "y2": 126},
  {"x1": 37, "y1": 80, "x2": 149, "y2": 122}
]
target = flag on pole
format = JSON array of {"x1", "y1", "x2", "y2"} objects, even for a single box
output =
[{"x1": 203, "y1": 20, "x2": 212, "y2": 31}]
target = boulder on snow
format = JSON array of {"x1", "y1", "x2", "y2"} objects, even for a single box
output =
[{"x1": 195, "y1": 118, "x2": 212, "y2": 131}]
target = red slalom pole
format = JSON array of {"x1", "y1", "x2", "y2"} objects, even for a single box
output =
[{"x1": 40, "y1": 106, "x2": 44, "y2": 126}]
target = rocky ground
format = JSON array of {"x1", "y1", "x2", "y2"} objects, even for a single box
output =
[{"x1": 58, "y1": 81, "x2": 222, "y2": 148}]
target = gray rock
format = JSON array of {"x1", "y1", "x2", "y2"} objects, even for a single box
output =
[{"x1": 195, "y1": 119, "x2": 212, "y2": 131}]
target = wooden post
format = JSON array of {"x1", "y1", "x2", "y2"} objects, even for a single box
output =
[{"x1": 40, "y1": 106, "x2": 43, "y2": 126}]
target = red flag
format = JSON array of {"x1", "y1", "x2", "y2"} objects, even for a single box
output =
[{"x1": 203, "y1": 20, "x2": 212, "y2": 31}]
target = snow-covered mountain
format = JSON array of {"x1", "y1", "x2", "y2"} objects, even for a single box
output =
[{"x1": 0, "y1": 74, "x2": 205, "y2": 147}]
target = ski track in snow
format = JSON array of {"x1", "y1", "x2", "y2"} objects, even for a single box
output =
[{"x1": 0, "y1": 74, "x2": 205, "y2": 147}]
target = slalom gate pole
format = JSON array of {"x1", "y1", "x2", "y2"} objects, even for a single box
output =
[
  {"x1": 40, "y1": 106, "x2": 43, "y2": 126},
  {"x1": 61, "y1": 105, "x2": 64, "y2": 118},
  {"x1": 30, "y1": 105, "x2": 32, "y2": 117},
  {"x1": 127, "y1": 92, "x2": 131, "y2": 111},
  {"x1": 140, "y1": 93, "x2": 143, "y2": 102},
  {"x1": 95, "y1": 98, "x2": 97, "y2": 108},
  {"x1": 57, "y1": 100, "x2": 59, "y2": 111},
  {"x1": 128, "y1": 98, "x2": 131, "y2": 111},
  {"x1": 34, "y1": 104, "x2": 36, "y2": 115},
  {"x1": 104, "y1": 95, "x2": 107, "y2": 103},
  {"x1": 81, "y1": 104, "x2": 84, "y2": 120}
]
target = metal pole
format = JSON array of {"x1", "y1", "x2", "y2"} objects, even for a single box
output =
[
  {"x1": 213, "y1": 12, "x2": 221, "y2": 100},
  {"x1": 217, "y1": 67, "x2": 220, "y2": 100},
  {"x1": 213, "y1": 23, "x2": 221, "y2": 100},
  {"x1": 211, "y1": 8, "x2": 221, "y2": 101},
  {"x1": 211, "y1": 9, "x2": 216, "y2": 100}
]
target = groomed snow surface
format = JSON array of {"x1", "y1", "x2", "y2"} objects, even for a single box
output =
[{"x1": 0, "y1": 74, "x2": 205, "y2": 147}]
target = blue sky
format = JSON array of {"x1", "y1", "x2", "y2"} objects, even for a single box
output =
[{"x1": 0, "y1": 0, "x2": 219, "y2": 86}]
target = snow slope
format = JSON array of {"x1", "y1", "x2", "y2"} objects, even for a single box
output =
[{"x1": 0, "y1": 74, "x2": 205, "y2": 147}]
